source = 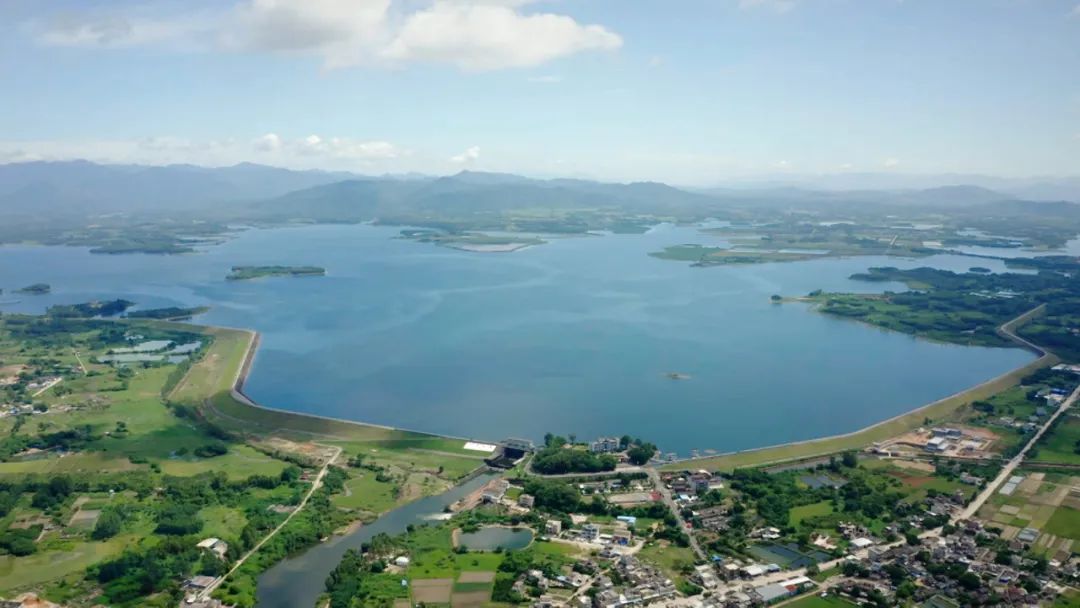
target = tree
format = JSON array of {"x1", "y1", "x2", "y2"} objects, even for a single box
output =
[
  {"x1": 524, "y1": 479, "x2": 580, "y2": 513},
  {"x1": 92, "y1": 508, "x2": 125, "y2": 540},
  {"x1": 627, "y1": 443, "x2": 657, "y2": 466},
  {"x1": 841, "y1": 451, "x2": 858, "y2": 468}
]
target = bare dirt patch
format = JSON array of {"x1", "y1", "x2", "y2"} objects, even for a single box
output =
[
  {"x1": 68, "y1": 509, "x2": 101, "y2": 529},
  {"x1": 457, "y1": 571, "x2": 496, "y2": 584},
  {"x1": 0, "y1": 364, "x2": 28, "y2": 385},
  {"x1": 1018, "y1": 477, "x2": 1043, "y2": 495},
  {"x1": 889, "y1": 471, "x2": 934, "y2": 488},
  {"x1": 890, "y1": 459, "x2": 935, "y2": 473},
  {"x1": 253, "y1": 437, "x2": 336, "y2": 465},
  {"x1": 412, "y1": 579, "x2": 453, "y2": 604}
]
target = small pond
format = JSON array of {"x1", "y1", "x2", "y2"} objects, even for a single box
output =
[{"x1": 457, "y1": 527, "x2": 534, "y2": 551}]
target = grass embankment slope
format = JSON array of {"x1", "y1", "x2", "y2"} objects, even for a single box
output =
[
  {"x1": 661, "y1": 306, "x2": 1058, "y2": 473},
  {"x1": 167, "y1": 325, "x2": 488, "y2": 498}
]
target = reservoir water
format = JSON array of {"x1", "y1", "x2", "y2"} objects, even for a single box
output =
[{"x1": 0, "y1": 223, "x2": 1033, "y2": 455}]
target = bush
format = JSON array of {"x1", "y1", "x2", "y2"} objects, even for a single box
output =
[{"x1": 194, "y1": 442, "x2": 229, "y2": 458}]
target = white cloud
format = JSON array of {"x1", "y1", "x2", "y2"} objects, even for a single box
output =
[
  {"x1": 882, "y1": 158, "x2": 900, "y2": 169},
  {"x1": 1072, "y1": 3, "x2": 1080, "y2": 17},
  {"x1": 527, "y1": 74, "x2": 562, "y2": 83},
  {"x1": 286, "y1": 134, "x2": 402, "y2": 160},
  {"x1": 381, "y1": 3, "x2": 621, "y2": 70},
  {"x1": 32, "y1": 0, "x2": 621, "y2": 71},
  {"x1": 838, "y1": 163, "x2": 854, "y2": 170},
  {"x1": 647, "y1": 55, "x2": 663, "y2": 68},
  {"x1": 773, "y1": 160, "x2": 792, "y2": 170},
  {"x1": 254, "y1": 133, "x2": 283, "y2": 152},
  {"x1": 450, "y1": 145, "x2": 481, "y2": 164}
]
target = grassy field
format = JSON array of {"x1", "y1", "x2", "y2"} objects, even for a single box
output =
[
  {"x1": 0, "y1": 530, "x2": 145, "y2": 591},
  {"x1": 1043, "y1": 506, "x2": 1080, "y2": 540},
  {"x1": 1030, "y1": 416, "x2": 1080, "y2": 465},
  {"x1": 200, "y1": 505, "x2": 249, "y2": 540},
  {"x1": 331, "y1": 472, "x2": 399, "y2": 515},
  {"x1": 789, "y1": 501, "x2": 834, "y2": 526},
  {"x1": 636, "y1": 540, "x2": 696, "y2": 582}
]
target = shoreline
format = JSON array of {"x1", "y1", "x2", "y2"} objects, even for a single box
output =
[
  {"x1": 201, "y1": 304, "x2": 1054, "y2": 474},
  {"x1": 661, "y1": 304, "x2": 1056, "y2": 471},
  {"x1": 213, "y1": 325, "x2": 484, "y2": 443}
]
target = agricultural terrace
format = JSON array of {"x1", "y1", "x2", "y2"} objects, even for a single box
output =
[{"x1": 976, "y1": 470, "x2": 1080, "y2": 562}]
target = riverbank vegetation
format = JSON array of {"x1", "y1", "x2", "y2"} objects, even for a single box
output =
[{"x1": 320, "y1": 511, "x2": 579, "y2": 608}]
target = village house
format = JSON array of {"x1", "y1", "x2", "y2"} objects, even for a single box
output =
[
  {"x1": 196, "y1": 537, "x2": 229, "y2": 560},
  {"x1": 589, "y1": 437, "x2": 621, "y2": 454}
]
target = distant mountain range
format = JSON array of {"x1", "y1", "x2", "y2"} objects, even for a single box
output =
[
  {"x1": 1, "y1": 160, "x2": 1078, "y2": 223},
  {"x1": 0, "y1": 161, "x2": 357, "y2": 218},
  {"x1": 714, "y1": 172, "x2": 1080, "y2": 203}
]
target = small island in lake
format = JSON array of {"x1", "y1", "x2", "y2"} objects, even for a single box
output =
[
  {"x1": 666, "y1": 372, "x2": 691, "y2": 380},
  {"x1": 15, "y1": 283, "x2": 51, "y2": 295},
  {"x1": 399, "y1": 229, "x2": 544, "y2": 252},
  {"x1": 226, "y1": 266, "x2": 326, "y2": 281}
]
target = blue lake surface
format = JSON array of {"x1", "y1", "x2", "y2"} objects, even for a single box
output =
[{"x1": 0, "y1": 223, "x2": 1034, "y2": 455}]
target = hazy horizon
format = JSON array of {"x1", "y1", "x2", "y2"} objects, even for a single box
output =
[{"x1": 2, "y1": 0, "x2": 1078, "y2": 186}]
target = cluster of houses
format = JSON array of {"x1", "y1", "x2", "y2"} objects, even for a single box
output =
[
  {"x1": 684, "y1": 562, "x2": 815, "y2": 607},
  {"x1": 852, "y1": 520, "x2": 1079, "y2": 606},
  {"x1": 0, "y1": 403, "x2": 40, "y2": 418},
  {"x1": 660, "y1": 470, "x2": 724, "y2": 503},
  {"x1": 587, "y1": 555, "x2": 679, "y2": 608}
]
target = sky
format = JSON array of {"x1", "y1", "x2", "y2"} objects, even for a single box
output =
[{"x1": 0, "y1": 0, "x2": 1078, "y2": 186}]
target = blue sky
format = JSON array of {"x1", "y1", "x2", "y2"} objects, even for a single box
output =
[{"x1": 1, "y1": 0, "x2": 1078, "y2": 185}]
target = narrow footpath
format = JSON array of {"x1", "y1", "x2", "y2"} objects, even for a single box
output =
[{"x1": 197, "y1": 445, "x2": 343, "y2": 601}]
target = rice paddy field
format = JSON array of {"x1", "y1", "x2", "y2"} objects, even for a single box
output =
[{"x1": 977, "y1": 470, "x2": 1080, "y2": 561}]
